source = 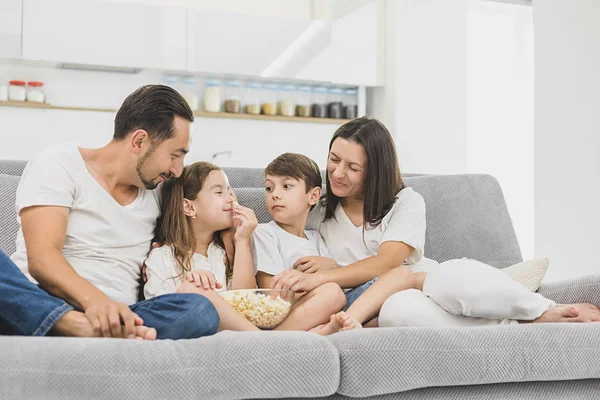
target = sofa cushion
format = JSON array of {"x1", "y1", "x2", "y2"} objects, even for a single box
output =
[
  {"x1": 0, "y1": 160, "x2": 27, "y2": 176},
  {"x1": 502, "y1": 257, "x2": 550, "y2": 292},
  {"x1": 0, "y1": 331, "x2": 340, "y2": 400},
  {"x1": 328, "y1": 324, "x2": 600, "y2": 398},
  {"x1": 0, "y1": 174, "x2": 19, "y2": 256}
]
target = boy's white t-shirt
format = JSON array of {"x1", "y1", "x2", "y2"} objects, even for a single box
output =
[
  {"x1": 144, "y1": 242, "x2": 227, "y2": 299},
  {"x1": 307, "y1": 187, "x2": 438, "y2": 272},
  {"x1": 10, "y1": 143, "x2": 161, "y2": 305},
  {"x1": 252, "y1": 220, "x2": 331, "y2": 276}
]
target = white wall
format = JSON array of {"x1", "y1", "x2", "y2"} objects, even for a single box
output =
[
  {"x1": 534, "y1": 0, "x2": 600, "y2": 281},
  {"x1": 0, "y1": 63, "x2": 337, "y2": 168}
]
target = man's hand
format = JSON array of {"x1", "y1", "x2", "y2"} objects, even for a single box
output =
[
  {"x1": 293, "y1": 256, "x2": 338, "y2": 274},
  {"x1": 84, "y1": 298, "x2": 143, "y2": 339},
  {"x1": 271, "y1": 269, "x2": 324, "y2": 293}
]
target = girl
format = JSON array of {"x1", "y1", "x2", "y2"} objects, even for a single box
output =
[
  {"x1": 270, "y1": 116, "x2": 600, "y2": 332},
  {"x1": 144, "y1": 161, "x2": 345, "y2": 333}
]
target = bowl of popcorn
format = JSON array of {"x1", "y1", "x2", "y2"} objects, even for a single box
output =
[{"x1": 219, "y1": 289, "x2": 295, "y2": 329}]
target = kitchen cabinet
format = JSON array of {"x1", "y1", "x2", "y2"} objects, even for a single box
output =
[
  {"x1": 0, "y1": 0, "x2": 22, "y2": 59},
  {"x1": 22, "y1": 0, "x2": 186, "y2": 71}
]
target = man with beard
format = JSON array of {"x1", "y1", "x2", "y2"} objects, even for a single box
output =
[{"x1": 0, "y1": 85, "x2": 220, "y2": 340}]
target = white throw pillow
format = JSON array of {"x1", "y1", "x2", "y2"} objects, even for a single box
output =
[{"x1": 502, "y1": 257, "x2": 550, "y2": 292}]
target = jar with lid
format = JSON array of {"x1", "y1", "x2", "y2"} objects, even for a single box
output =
[
  {"x1": 223, "y1": 80, "x2": 241, "y2": 114},
  {"x1": 182, "y1": 78, "x2": 199, "y2": 111},
  {"x1": 243, "y1": 82, "x2": 262, "y2": 115},
  {"x1": 0, "y1": 83, "x2": 8, "y2": 101},
  {"x1": 26, "y1": 81, "x2": 46, "y2": 103},
  {"x1": 311, "y1": 87, "x2": 328, "y2": 118},
  {"x1": 278, "y1": 85, "x2": 296, "y2": 117},
  {"x1": 328, "y1": 88, "x2": 344, "y2": 119},
  {"x1": 8, "y1": 80, "x2": 27, "y2": 101},
  {"x1": 162, "y1": 76, "x2": 180, "y2": 92},
  {"x1": 262, "y1": 83, "x2": 279, "y2": 116},
  {"x1": 295, "y1": 86, "x2": 311, "y2": 117},
  {"x1": 343, "y1": 89, "x2": 358, "y2": 119},
  {"x1": 203, "y1": 80, "x2": 222, "y2": 113}
]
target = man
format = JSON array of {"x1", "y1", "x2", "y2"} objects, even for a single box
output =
[{"x1": 0, "y1": 85, "x2": 220, "y2": 340}]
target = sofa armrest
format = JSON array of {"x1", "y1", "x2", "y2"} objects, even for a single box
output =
[{"x1": 537, "y1": 273, "x2": 600, "y2": 305}]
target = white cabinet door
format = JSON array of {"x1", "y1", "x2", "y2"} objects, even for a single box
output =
[
  {"x1": 0, "y1": 0, "x2": 22, "y2": 59},
  {"x1": 22, "y1": 0, "x2": 186, "y2": 70}
]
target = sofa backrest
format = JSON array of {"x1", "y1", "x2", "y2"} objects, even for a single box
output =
[{"x1": 0, "y1": 162, "x2": 522, "y2": 268}]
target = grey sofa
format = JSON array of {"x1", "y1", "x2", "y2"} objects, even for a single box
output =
[{"x1": 1, "y1": 160, "x2": 599, "y2": 400}]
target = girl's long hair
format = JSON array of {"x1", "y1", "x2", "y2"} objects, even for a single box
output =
[{"x1": 155, "y1": 162, "x2": 232, "y2": 282}]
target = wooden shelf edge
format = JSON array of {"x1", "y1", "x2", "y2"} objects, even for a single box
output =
[
  {"x1": 0, "y1": 101, "x2": 351, "y2": 125},
  {"x1": 195, "y1": 111, "x2": 351, "y2": 125}
]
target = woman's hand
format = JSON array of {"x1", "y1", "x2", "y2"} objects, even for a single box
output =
[
  {"x1": 271, "y1": 269, "x2": 324, "y2": 293},
  {"x1": 184, "y1": 270, "x2": 223, "y2": 291},
  {"x1": 233, "y1": 205, "x2": 258, "y2": 243},
  {"x1": 293, "y1": 256, "x2": 338, "y2": 274}
]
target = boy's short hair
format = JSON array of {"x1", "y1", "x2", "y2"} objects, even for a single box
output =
[{"x1": 265, "y1": 153, "x2": 322, "y2": 192}]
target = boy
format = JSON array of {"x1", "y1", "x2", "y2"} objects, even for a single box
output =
[{"x1": 252, "y1": 153, "x2": 348, "y2": 333}]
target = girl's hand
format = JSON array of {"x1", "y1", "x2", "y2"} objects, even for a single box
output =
[
  {"x1": 293, "y1": 256, "x2": 338, "y2": 274},
  {"x1": 185, "y1": 270, "x2": 223, "y2": 290},
  {"x1": 271, "y1": 269, "x2": 324, "y2": 293},
  {"x1": 233, "y1": 205, "x2": 258, "y2": 243}
]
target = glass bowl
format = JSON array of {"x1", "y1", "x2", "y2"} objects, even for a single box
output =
[{"x1": 219, "y1": 288, "x2": 295, "y2": 329}]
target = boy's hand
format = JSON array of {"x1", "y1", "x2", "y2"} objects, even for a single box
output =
[
  {"x1": 233, "y1": 205, "x2": 258, "y2": 242},
  {"x1": 271, "y1": 270, "x2": 323, "y2": 293},
  {"x1": 185, "y1": 270, "x2": 223, "y2": 291},
  {"x1": 293, "y1": 256, "x2": 338, "y2": 274}
]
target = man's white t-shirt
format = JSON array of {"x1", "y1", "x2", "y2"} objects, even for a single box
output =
[
  {"x1": 144, "y1": 242, "x2": 228, "y2": 299},
  {"x1": 252, "y1": 220, "x2": 331, "y2": 276},
  {"x1": 10, "y1": 143, "x2": 160, "y2": 305},
  {"x1": 307, "y1": 187, "x2": 438, "y2": 272}
]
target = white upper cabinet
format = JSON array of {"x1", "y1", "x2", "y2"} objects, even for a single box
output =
[
  {"x1": 22, "y1": 0, "x2": 186, "y2": 71},
  {"x1": 0, "y1": 0, "x2": 22, "y2": 59}
]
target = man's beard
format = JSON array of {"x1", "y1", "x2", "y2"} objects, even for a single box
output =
[{"x1": 136, "y1": 147, "x2": 169, "y2": 190}]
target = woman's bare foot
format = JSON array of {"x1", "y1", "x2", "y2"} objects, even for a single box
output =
[
  {"x1": 318, "y1": 313, "x2": 345, "y2": 336},
  {"x1": 533, "y1": 303, "x2": 600, "y2": 323},
  {"x1": 51, "y1": 310, "x2": 157, "y2": 339},
  {"x1": 339, "y1": 312, "x2": 363, "y2": 332}
]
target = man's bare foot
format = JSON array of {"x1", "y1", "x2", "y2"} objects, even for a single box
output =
[
  {"x1": 339, "y1": 312, "x2": 363, "y2": 332},
  {"x1": 318, "y1": 313, "x2": 345, "y2": 336},
  {"x1": 51, "y1": 310, "x2": 157, "y2": 339},
  {"x1": 533, "y1": 303, "x2": 600, "y2": 323}
]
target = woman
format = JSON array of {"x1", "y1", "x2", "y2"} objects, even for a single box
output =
[{"x1": 270, "y1": 116, "x2": 600, "y2": 330}]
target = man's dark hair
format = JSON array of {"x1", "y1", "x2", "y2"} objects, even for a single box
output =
[{"x1": 113, "y1": 84, "x2": 194, "y2": 143}]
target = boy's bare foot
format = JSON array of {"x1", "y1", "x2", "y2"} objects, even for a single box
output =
[
  {"x1": 51, "y1": 310, "x2": 157, "y2": 339},
  {"x1": 318, "y1": 313, "x2": 345, "y2": 336},
  {"x1": 533, "y1": 303, "x2": 600, "y2": 323},
  {"x1": 339, "y1": 312, "x2": 363, "y2": 332}
]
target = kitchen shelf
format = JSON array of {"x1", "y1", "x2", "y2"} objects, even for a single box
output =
[
  {"x1": 195, "y1": 111, "x2": 350, "y2": 125},
  {"x1": 0, "y1": 101, "x2": 351, "y2": 125},
  {"x1": 0, "y1": 100, "x2": 116, "y2": 113}
]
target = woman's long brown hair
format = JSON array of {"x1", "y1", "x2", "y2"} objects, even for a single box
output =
[
  {"x1": 155, "y1": 162, "x2": 232, "y2": 282},
  {"x1": 323, "y1": 116, "x2": 404, "y2": 228}
]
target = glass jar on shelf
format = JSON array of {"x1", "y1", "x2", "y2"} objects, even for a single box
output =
[
  {"x1": 162, "y1": 76, "x2": 180, "y2": 92},
  {"x1": 203, "y1": 79, "x2": 222, "y2": 113},
  {"x1": 278, "y1": 85, "x2": 296, "y2": 117},
  {"x1": 223, "y1": 80, "x2": 241, "y2": 114},
  {"x1": 26, "y1": 81, "x2": 46, "y2": 103},
  {"x1": 328, "y1": 88, "x2": 344, "y2": 119},
  {"x1": 262, "y1": 83, "x2": 279, "y2": 116},
  {"x1": 8, "y1": 80, "x2": 27, "y2": 101},
  {"x1": 311, "y1": 87, "x2": 328, "y2": 118},
  {"x1": 343, "y1": 88, "x2": 358, "y2": 119},
  {"x1": 243, "y1": 82, "x2": 262, "y2": 115},
  {"x1": 295, "y1": 86, "x2": 312, "y2": 117},
  {"x1": 182, "y1": 78, "x2": 199, "y2": 111}
]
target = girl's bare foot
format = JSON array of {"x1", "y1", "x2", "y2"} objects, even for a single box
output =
[
  {"x1": 339, "y1": 312, "x2": 363, "y2": 332},
  {"x1": 318, "y1": 313, "x2": 345, "y2": 336}
]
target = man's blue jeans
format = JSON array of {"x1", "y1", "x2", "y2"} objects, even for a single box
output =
[{"x1": 0, "y1": 250, "x2": 220, "y2": 339}]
